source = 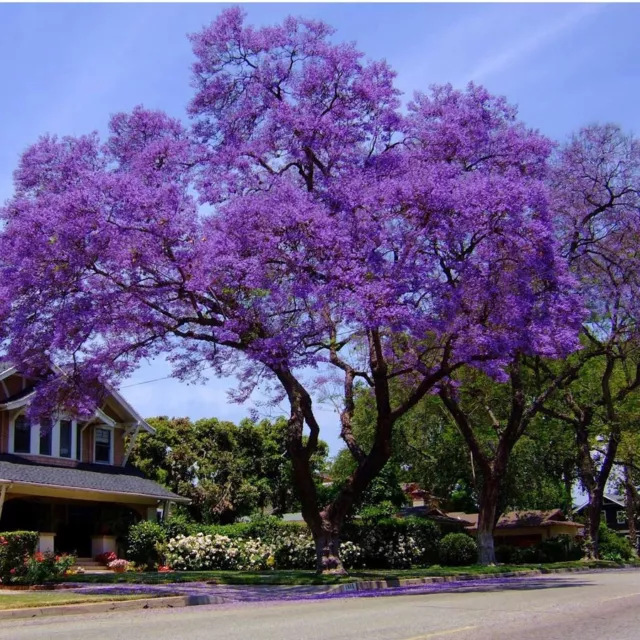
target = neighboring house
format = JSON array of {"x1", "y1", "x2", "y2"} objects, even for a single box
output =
[
  {"x1": 397, "y1": 505, "x2": 468, "y2": 532},
  {"x1": 574, "y1": 494, "x2": 637, "y2": 537},
  {"x1": 448, "y1": 509, "x2": 584, "y2": 547},
  {"x1": 0, "y1": 362, "x2": 188, "y2": 558}
]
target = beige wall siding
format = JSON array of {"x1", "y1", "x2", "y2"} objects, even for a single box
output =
[{"x1": 114, "y1": 429, "x2": 125, "y2": 466}]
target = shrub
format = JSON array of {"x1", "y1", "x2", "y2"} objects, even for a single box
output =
[
  {"x1": 0, "y1": 531, "x2": 39, "y2": 583},
  {"x1": 22, "y1": 552, "x2": 75, "y2": 585},
  {"x1": 272, "y1": 534, "x2": 315, "y2": 570},
  {"x1": 599, "y1": 523, "x2": 633, "y2": 561},
  {"x1": 165, "y1": 533, "x2": 272, "y2": 571},
  {"x1": 495, "y1": 545, "x2": 518, "y2": 564},
  {"x1": 127, "y1": 520, "x2": 166, "y2": 569},
  {"x1": 343, "y1": 517, "x2": 442, "y2": 569},
  {"x1": 338, "y1": 541, "x2": 363, "y2": 569},
  {"x1": 538, "y1": 535, "x2": 584, "y2": 562},
  {"x1": 495, "y1": 535, "x2": 583, "y2": 564},
  {"x1": 438, "y1": 533, "x2": 477, "y2": 566},
  {"x1": 107, "y1": 559, "x2": 130, "y2": 572},
  {"x1": 95, "y1": 551, "x2": 118, "y2": 566},
  {"x1": 163, "y1": 513, "x2": 192, "y2": 540}
]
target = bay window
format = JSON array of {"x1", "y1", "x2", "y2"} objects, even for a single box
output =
[
  {"x1": 59, "y1": 420, "x2": 72, "y2": 458},
  {"x1": 13, "y1": 415, "x2": 31, "y2": 454}
]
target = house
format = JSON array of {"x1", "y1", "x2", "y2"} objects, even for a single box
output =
[
  {"x1": 449, "y1": 509, "x2": 584, "y2": 547},
  {"x1": 574, "y1": 494, "x2": 637, "y2": 537},
  {"x1": 0, "y1": 362, "x2": 188, "y2": 558}
]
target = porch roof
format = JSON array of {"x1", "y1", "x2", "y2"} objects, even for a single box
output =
[{"x1": 0, "y1": 454, "x2": 189, "y2": 504}]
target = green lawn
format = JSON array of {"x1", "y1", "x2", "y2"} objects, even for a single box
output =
[
  {"x1": 57, "y1": 559, "x2": 634, "y2": 586},
  {"x1": 0, "y1": 592, "x2": 149, "y2": 610}
]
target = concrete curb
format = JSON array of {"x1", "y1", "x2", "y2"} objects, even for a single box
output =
[
  {"x1": 0, "y1": 594, "x2": 225, "y2": 620},
  {"x1": 333, "y1": 564, "x2": 640, "y2": 593}
]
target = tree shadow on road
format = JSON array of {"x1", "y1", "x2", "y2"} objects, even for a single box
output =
[
  {"x1": 63, "y1": 575, "x2": 596, "y2": 605},
  {"x1": 327, "y1": 576, "x2": 595, "y2": 601}
]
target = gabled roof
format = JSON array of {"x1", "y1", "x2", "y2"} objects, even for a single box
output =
[
  {"x1": 398, "y1": 505, "x2": 468, "y2": 526},
  {"x1": 0, "y1": 362, "x2": 154, "y2": 434},
  {"x1": 0, "y1": 454, "x2": 189, "y2": 503},
  {"x1": 449, "y1": 509, "x2": 583, "y2": 531},
  {"x1": 574, "y1": 494, "x2": 626, "y2": 513}
]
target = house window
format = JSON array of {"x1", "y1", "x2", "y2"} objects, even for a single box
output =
[
  {"x1": 39, "y1": 417, "x2": 53, "y2": 456},
  {"x1": 13, "y1": 415, "x2": 31, "y2": 454},
  {"x1": 60, "y1": 420, "x2": 72, "y2": 458},
  {"x1": 617, "y1": 510, "x2": 627, "y2": 525},
  {"x1": 94, "y1": 428, "x2": 112, "y2": 464}
]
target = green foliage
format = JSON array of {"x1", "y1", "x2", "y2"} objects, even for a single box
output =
[
  {"x1": 495, "y1": 535, "x2": 583, "y2": 564},
  {"x1": 438, "y1": 533, "x2": 478, "y2": 566},
  {"x1": 126, "y1": 521, "x2": 166, "y2": 569},
  {"x1": 599, "y1": 523, "x2": 633, "y2": 561},
  {"x1": 131, "y1": 416, "x2": 329, "y2": 524},
  {"x1": 0, "y1": 531, "x2": 39, "y2": 582}
]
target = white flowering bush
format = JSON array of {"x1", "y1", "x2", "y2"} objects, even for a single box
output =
[
  {"x1": 166, "y1": 534, "x2": 243, "y2": 570},
  {"x1": 357, "y1": 528, "x2": 424, "y2": 569},
  {"x1": 338, "y1": 541, "x2": 362, "y2": 569},
  {"x1": 240, "y1": 537, "x2": 275, "y2": 570},
  {"x1": 164, "y1": 522, "x2": 435, "y2": 571},
  {"x1": 273, "y1": 534, "x2": 316, "y2": 570}
]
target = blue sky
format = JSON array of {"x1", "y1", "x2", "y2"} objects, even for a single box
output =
[{"x1": 1, "y1": 3, "x2": 639, "y2": 454}]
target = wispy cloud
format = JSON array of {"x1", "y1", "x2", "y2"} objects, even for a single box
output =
[{"x1": 467, "y1": 4, "x2": 603, "y2": 83}]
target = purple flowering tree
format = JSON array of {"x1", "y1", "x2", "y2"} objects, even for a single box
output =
[
  {"x1": 0, "y1": 9, "x2": 581, "y2": 572},
  {"x1": 542, "y1": 124, "x2": 640, "y2": 558}
]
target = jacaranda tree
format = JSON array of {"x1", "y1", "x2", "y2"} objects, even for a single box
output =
[
  {"x1": 0, "y1": 8, "x2": 583, "y2": 572},
  {"x1": 543, "y1": 124, "x2": 640, "y2": 558}
]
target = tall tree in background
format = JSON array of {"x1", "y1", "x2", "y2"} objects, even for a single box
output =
[
  {"x1": 0, "y1": 9, "x2": 582, "y2": 572},
  {"x1": 543, "y1": 124, "x2": 640, "y2": 558},
  {"x1": 130, "y1": 416, "x2": 328, "y2": 523}
]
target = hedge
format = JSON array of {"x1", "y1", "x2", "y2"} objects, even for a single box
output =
[
  {"x1": 0, "y1": 531, "x2": 39, "y2": 582},
  {"x1": 496, "y1": 534, "x2": 583, "y2": 564},
  {"x1": 144, "y1": 515, "x2": 445, "y2": 570}
]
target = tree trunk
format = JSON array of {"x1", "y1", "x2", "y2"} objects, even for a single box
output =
[
  {"x1": 624, "y1": 465, "x2": 638, "y2": 553},
  {"x1": 583, "y1": 490, "x2": 603, "y2": 559},
  {"x1": 312, "y1": 518, "x2": 345, "y2": 574},
  {"x1": 476, "y1": 477, "x2": 501, "y2": 565}
]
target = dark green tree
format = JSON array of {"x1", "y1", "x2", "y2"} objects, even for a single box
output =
[{"x1": 130, "y1": 416, "x2": 329, "y2": 523}]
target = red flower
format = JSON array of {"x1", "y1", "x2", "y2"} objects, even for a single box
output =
[{"x1": 158, "y1": 565, "x2": 172, "y2": 573}]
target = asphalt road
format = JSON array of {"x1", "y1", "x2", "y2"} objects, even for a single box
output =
[{"x1": 3, "y1": 571, "x2": 640, "y2": 640}]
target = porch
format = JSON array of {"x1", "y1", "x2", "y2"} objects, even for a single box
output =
[
  {"x1": 0, "y1": 453, "x2": 189, "y2": 559},
  {"x1": 1, "y1": 495, "x2": 146, "y2": 557}
]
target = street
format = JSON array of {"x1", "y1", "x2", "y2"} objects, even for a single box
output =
[{"x1": 2, "y1": 571, "x2": 640, "y2": 640}]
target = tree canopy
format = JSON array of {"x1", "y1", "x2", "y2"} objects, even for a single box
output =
[{"x1": 0, "y1": 9, "x2": 594, "y2": 571}]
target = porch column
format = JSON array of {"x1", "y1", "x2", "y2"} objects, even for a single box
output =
[
  {"x1": 38, "y1": 533, "x2": 56, "y2": 554},
  {"x1": 146, "y1": 506, "x2": 158, "y2": 522}
]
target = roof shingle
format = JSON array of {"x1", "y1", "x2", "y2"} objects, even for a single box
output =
[{"x1": 0, "y1": 454, "x2": 188, "y2": 503}]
